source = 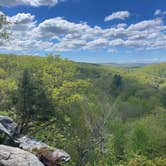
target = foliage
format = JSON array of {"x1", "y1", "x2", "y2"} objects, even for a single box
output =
[
  {"x1": 0, "y1": 13, "x2": 9, "y2": 41},
  {"x1": 0, "y1": 54, "x2": 165, "y2": 166}
]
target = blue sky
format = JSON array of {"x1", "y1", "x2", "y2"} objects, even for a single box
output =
[{"x1": 0, "y1": 0, "x2": 166, "y2": 63}]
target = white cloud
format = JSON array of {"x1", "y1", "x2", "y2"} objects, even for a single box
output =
[
  {"x1": 9, "y1": 13, "x2": 36, "y2": 31},
  {"x1": 109, "y1": 39, "x2": 125, "y2": 46},
  {"x1": 0, "y1": 0, "x2": 65, "y2": 7},
  {"x1": 0, "y1": 11, "x2": 4, "y2": 15},
  {"x1": 127, "y1": 18, "x2": 163, "y2": 31},
  {"x1": 84, "y1": 38, "x2": 109, "y2": 50},
  {"x1": 36, "y1": 17, "x2": 91, "y2": 39},
  {"x1": 116, "y1": 23, "x2": 127, "y2": 28},
  {"x1": 104, "y1": 11, "x2": 130, "y2": 22},
  {"x1": 1, "y1": 11, "x2": 166, "y2": 54},
  {"x1": 154, "y1": 9, "x2": 161, "y2": 16},
  {"x1": 154, "y1": 9, "x2": 166, "y2": 16}
]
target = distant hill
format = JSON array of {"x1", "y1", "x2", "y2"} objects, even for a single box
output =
[
  {"x1": 101, "y1": 63, "x2": 149, "y2": 68},
  {"x1": 140, "y1": 63, "x2": 166, "y2": 77},
  {"x1": 99, "y1": 62, "x2": 166, "y2": 88}
]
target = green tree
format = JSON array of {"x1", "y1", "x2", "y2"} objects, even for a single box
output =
[
  {"x1": 14, "y1": 69, "x2": 36, "y2": 133},
  {"x1": 14, "y1": 69, "x2": 52, "y2": 133},
  {"x1": 160, "y1": 87, "x2": 166, "y2": 108},
  {"x1": 0, "y1": 12, "x2": 9, "y2": 41},
  {"x1": 112, "y1": 74, "x2": 122, "y2": 88}
]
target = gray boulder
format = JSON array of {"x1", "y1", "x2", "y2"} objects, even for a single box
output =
[
  {"x1": 0, "y1": 145, "x2": 44, "y2": 166},
  {"x1": 0, "y1": 116, "x2": 18, "y2": 137},
  {"x1": 0, "y1": 116, "x2": 71, "y2": 166}
]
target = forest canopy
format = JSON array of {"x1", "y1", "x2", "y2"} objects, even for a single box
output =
[{"x1": 0, "y1": 54, "x2": 166, "y2": 166}]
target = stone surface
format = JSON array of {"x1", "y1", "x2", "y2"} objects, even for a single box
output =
[
  {"x1": 0, "y1": 145, "x2": 44, "y2": 166},
  {"x1": 0, "y1": 116, "x2": 71, "y2": 165},
  {"x1": 17, "y1": 135, "x2": 48, "y2": 151},
  {"x1": 0, "y1": 116, "x2": 18, "y2": 137}
]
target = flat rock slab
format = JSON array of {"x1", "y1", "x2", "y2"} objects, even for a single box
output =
[{"x1": 0, "y1": 145, "x2": 44, "y2": 166}]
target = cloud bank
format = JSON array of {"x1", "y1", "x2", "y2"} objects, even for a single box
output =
[
  {"x1": 0, "y1": 0, "x2": 65, "y2": 7},
  {"x1": 1, "y1": 10, "x2": 166, "y2": 54}
]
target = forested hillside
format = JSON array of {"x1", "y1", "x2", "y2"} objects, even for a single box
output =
[{"x1": 0, "y1": 54, "x2": 166, "y2": 166}]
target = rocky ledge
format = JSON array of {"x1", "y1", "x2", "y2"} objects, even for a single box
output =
[
  {"x1": 0, "y1": 116, "x2": 71, "y2": 166},
  {"x1": 0, "y1": 145, "x2": 44, "y2": 166}
]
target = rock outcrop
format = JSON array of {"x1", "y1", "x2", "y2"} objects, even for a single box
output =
[
  {"x1": 17, "y1": 136, "x2": 71, "y2": 165},
  {"x1": 0, "y1": 145, "x2": 44, "y2": 166},
  {"x1": 0, "y1": 116, "x2": 71, "y2": 166},
  {"x1": 0, "y1": 116, "x2": 18, "y2": 137}
]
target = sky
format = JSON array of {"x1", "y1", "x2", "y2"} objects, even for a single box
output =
[{"x1": 0, "y1": 0, "x2": 166, "y2": 63}]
